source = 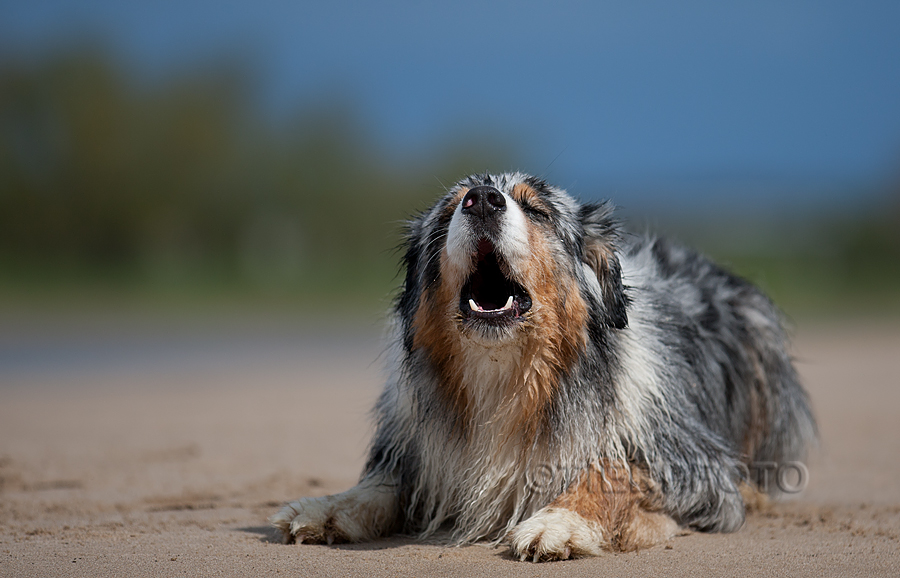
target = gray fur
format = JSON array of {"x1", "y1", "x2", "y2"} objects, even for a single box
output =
[{"x1": 362, "y1": 172, "x2": 817, "y2": 542}]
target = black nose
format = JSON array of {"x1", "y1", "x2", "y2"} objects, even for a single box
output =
[{"x1": 461, "y1": 186, "x2": 506, "y2": 219}]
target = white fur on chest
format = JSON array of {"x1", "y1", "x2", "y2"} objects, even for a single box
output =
[
  {"x1": 459, "y1": 338, "x2": 524, "y2": 427},
  {"x1": 410, "y1": 337, "x2": 551, "y2": 542}
]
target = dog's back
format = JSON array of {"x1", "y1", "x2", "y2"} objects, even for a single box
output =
[{"x1": 623, "y1": 236, "x2": 817, "y2": 477}]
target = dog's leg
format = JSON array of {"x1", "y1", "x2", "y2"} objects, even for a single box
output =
[
  {"x1": 509, "y1": 462, "x2": 677, "y2": 562},
  {"x1": 270, "y1": 474, "x2": 399, "y2": 545}
]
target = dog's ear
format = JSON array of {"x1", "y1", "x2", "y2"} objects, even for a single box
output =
[
  {"x1": 395, "y1": 214, "x2": 427, "y2": 351},
  {"x1": 580, "y1": 202, "x2": 628, "y2": 330}
]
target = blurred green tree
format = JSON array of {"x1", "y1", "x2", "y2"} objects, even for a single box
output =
[
  {"x1": 0, "y1": 46, "x2": 515, "y2": 305},
  {"x1": 0, "y1": 46, "x2": 896, "y2": 316}
]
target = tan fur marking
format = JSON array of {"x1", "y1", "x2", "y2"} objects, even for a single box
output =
[
  {"x1": 411, "y1": 257, "x2": 470, "y2": 421},
  {"x1": 739, "y1": 481, "x2": 770, "y2": 513},
  {"x1": 583, "y1": 237, "x2": 616, "y2": 286},
  {"x1": 557, "y1": 276, "x2": 589, "y2": 365},
  {"x1": 511, "y1": 182, "x2": 554, "y2": 215},
  {"x1": 519, "y1": 220, "x2": 589, "y2": 375},
  {"x1": 549, "y1": 461, "x2": 676, "y2": 552},
  {"x1": 741, "y1": 374, "x2": 769, "y2": 460},
  {"x1": 511, "y1": 182, "x2": 540, "y2": 204}
]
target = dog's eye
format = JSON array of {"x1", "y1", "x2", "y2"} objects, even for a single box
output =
[{"x1": 520, "y1": 203, "x2": 550, "y2": 222}]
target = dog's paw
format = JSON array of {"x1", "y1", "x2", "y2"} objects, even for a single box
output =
[
  {"x1": 509, "y1": 507, "x2": 606, "y2": 562},
  {"x1": 270, "y1": 495, "x2": 344, "y2": 545},
  {"x1": 269, "y1": 481, "x2": 397, "y2": 545},
  {"x1": 617, "y1": 508, "x2": 679, "y2": 551}
]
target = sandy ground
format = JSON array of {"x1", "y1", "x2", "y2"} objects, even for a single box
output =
[{"x1": 1, "y1": 316, "x2": 899, "y2": 577}]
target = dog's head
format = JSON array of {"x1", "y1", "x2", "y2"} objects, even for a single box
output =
[{"x1": 398, "y1": 173, "x2": 628, "y2": 363}]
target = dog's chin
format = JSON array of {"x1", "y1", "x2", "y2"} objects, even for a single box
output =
[{"x1": 457, "y1": 239, "x2": 532, "y2": 342}]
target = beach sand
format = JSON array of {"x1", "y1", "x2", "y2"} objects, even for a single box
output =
[{"x1": 1, "y1": 318, "x2": 899, "y2": 577}]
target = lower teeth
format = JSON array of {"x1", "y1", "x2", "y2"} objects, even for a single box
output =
[{"x1": 469, "y1": 295, "x2": 515, "y2": 313}]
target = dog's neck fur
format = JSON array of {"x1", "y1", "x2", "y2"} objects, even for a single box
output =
[
  {"x1": 458, "y1": 338, "x2": 525, "y2": 431},
  {"x1": 408, "y1": 334, "x2": 565, "y2": 542}
]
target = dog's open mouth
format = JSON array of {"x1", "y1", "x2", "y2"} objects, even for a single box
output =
[{"x1": 459, "y1": 239, "x2": 532, "y2": 322}]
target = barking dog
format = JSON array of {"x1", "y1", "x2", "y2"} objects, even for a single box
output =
[{"x1": 271, "y1": 172, "x2": 817, "y2": 561}]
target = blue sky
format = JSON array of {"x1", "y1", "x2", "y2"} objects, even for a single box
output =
[{"x1": 2, "y1": 1, "x2": 899, "y2": 213}]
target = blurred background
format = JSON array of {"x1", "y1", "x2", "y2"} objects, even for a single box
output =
[
  {"x1": 3, "y1": 5, "x2": 900, "y2": 565},
  {"x1": 1, "y1": 0, "x2": 899, "y2": 333}
]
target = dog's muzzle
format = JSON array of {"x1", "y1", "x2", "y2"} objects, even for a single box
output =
[{"x1": 456, "y1": 186, "x2": 532, "y2": 327}]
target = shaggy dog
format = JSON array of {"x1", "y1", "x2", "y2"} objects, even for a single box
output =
[{"x1": 271, "y1": 172, "x2": 816, "y2": 561}]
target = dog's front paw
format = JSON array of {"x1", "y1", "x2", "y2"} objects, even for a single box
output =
[
  {"x1": 270, "y1": 495, "x2": 344, "y2": 545},
  {"x1": 270, "y1": 480, "x2": 398, "y2": 545},
  {"x1": 509, "y1": 507, "x2": 606, "y2": 562}
]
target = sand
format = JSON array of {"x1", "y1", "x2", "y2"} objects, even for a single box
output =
[{"x1": 1, "y1": 316, "x2": 899, "y2": 577}]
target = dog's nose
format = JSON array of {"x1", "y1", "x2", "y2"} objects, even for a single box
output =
[{"x1": 461, "y1": 186, "x2": 506, "y2": 219}]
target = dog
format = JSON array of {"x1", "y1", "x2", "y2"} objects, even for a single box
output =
[{"x1": 271, "y1": 172, "x2": 817, "y2": 561}]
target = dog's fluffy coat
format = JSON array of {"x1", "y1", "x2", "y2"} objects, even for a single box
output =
[{"x1": 271, "y1": 173, "x2": 816, "y2": 561}]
